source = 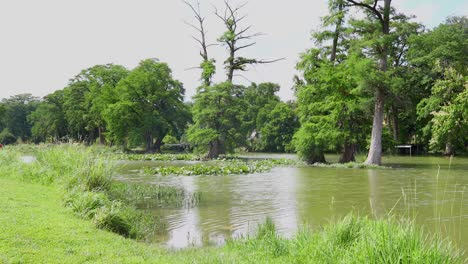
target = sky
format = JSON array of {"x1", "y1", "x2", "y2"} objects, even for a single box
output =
[{"x1": 0, "y1": 0, "x2": 466, "y2": 102}]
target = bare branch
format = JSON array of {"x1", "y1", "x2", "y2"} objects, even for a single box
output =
[
  {"x1": 234, "y1": 42, "x2": 256, "y2": 52},
  {"x1": 184, "y1": 66, "x2": 202, "y2": 71},
  {"x1": 345, "y1": 0, "x2": 384, "y2": 25},
  {"x1": 255, "y1": 58, "x2": 286, "y2": 64}
]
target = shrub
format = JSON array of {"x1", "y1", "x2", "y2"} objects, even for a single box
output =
[{"x1": 0, "y1": 128, "x2": 17, "y2": 145}]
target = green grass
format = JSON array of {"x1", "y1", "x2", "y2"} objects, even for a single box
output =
[
  {"x1": 0, "y1": 178, "x2": 164, "y2": 263},
  {"x1": 0, "y1": 145, "x2": 187, "y2": 240}
]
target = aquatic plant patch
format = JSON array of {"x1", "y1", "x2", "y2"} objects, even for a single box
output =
[{"x1": 142, "y1": 159, "x2": 299, "y2": 176}]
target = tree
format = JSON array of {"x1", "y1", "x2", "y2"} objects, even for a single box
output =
[
  {"x1": 215, "y1": 1, "x2": 282, "y2": 82},
  {"x1": 294, "y1": 0, "x2": 372, "y2": 163},
  {"x1": 344, "y1": 0, "x2": 392, "y2": 165},
  {"x1": 295, "y1": 52, "x2": 372, "y2": 163},
  {"x1": 104, "y1": 59, "x2": 189, "y2": 152},
  {"x1": 28, "y1": 90, "x2": 68, "y2": 142},
  {"x1": 1, "y1": 94, "x2": 39, "y2": 142},
  {"x1": 184, "y1": 0, "x2": 216, "y2": 87},
  {"x1": 62, "y1": 64, "x2": 129, "y2": 144},
  {"x1": 255, "y1": 102, "x2": 299, "y2": 152},
  {"x1": 417, "y1": 66, "x2": 467, "y2": 155},
  {"x1": 242, "y1": 82, "x2": 281, "y2": 145},
  {"x1": 0, "y1": 128, "x2": 16, "y2": 145},
  {"x1": 410, "y1": 16, "x2": 467, "y2": 154},
  {"x1": 187, "y1": 82, "x2": 246, "y2": 158}
]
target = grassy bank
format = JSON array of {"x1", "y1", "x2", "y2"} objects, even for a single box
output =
[
  {"x1": 0, "y1": 145, "x2": 463, "y2": 263},
  {"x1": 0, "y1": 145, "x2": 190, "y2": 240}
]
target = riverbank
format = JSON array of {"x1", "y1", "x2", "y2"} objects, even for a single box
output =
[{"x1": 0, "y1": 145, "x2": 464, "y2": 263}]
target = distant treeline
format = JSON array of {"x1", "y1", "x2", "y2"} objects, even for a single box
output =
[{"x1": 0, "y1": 1, "x2": 466, "y2": 164}]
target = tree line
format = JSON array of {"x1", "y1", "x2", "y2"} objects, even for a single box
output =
[{"x1": 0, "y1": 0, "x2": 466, "y2": 165}]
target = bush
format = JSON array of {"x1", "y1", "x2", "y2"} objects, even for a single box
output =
[{"x1": 0, "y1": 128, "x2": 17, "y2": 145}]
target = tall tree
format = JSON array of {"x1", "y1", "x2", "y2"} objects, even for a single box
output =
[
  {"x1": 345, "y1": 0, "x2": 392, "y2": 165},
  {"x1": 294, "y1": 0, "x2": 370, "y2": 164},
  {"x1": 187, "y1": 82, "x2": 246, "y2": 158}
]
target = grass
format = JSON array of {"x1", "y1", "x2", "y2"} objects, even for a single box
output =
[
  {"x1": 0, "y1": 145, "x2": 187, "y2": 241},
  {"x1": 222, "y1": 215, "x2": 463, "y2": 263}
]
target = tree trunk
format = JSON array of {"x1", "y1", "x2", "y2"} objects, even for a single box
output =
[
  {"x1": 206, "y1": 139, "x2": 226, "y2": 159},
  {"x1": 330, "y1": 2, "x2": 344, "y2": 63},
  {"x1": 391, "y1": 105, "x2": 399, "y2": 142},
  {"x1": 339, "y1": 142, "x2": 356, "y2": 163},
  {"x1": 153, "y1": 137, "x2": 163, "y2": 153},
  {"x1": 365, "y1": 89, "x2": 384, "y2": 165},
  {"x1": 145, "y1": 132, "x2": 153, "y2": 153},
  {"x1": 98, "y1": 127, "x2": 106, "y2": 145},
  {"x1": 444, "y1": 142, "x2": 454, "y2": 156},
  {"x1": 364, "y1": 0, "x2": 391, "y2": 166},
  {"x1": 307, "y1": 151, "x2": 326, "y2": 164}
]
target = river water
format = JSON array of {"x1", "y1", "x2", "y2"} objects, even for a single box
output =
[{"x1": 116, "y1": 154, "x2": 468, "y2": 252}]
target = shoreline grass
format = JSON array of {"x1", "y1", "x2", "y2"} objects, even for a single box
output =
[{"x1": 0, "y1": 145, "x2": 188, "y2": 240}]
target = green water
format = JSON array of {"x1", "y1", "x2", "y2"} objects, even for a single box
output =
[{"x1": 116, "y1": 154, "x2": 468, "y2": 252}]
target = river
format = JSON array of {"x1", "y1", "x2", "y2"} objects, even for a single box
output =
[{"x1": 115, "y1": 154, "x2": 468, "y2": 253}]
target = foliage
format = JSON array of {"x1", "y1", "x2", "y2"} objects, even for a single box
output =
[
  {"x1": 0, "y1": 128, "x2": 17, "y2": 145},
  {"x1": 0, "y1": 94, "x2": 39, "y2": 142},
  {"x1": 294, "y1": 53, "x2": 372, "y2": 163},
  {"x1": 188, "y1": 82, "x2": 246, "y2": 157},
  {"x1": 104, "y1": 59, "x2": 189, "y2": 152},
  {"x1": 255, "y1": 102, "x2": 299, "y2": 152},
  {"x1": 61, "y1": 64, "x2": 129, "y2": 143},
  {"x1": 114, "y1": 153, "x2": 202, "y2": 161},
  {"x1": 28, "y1": 90, "x2": 68, "y2": 142},
  {"x1": 417, "y1": 66, "x2": 468, "y2": 154}
]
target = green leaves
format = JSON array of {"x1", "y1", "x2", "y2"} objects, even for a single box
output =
[{"x1": 105, "y1": 59, "x2": 189, "y2": 151}]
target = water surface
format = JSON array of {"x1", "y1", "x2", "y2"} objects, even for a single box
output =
[{"x1": 116, "y1": 154, "x2": 468, "y2": 252}]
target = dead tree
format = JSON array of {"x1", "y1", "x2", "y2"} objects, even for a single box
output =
[
  {"x1": 184, "y1": 0, "x2": 216, "y2": 87},
  {"x1": 214, "y1": 1, "x2": 283, "y2": 83}
]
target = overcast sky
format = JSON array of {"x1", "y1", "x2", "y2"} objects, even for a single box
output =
[{"x1": 1, "y1": 0, "x2": 466, "y2": 101}]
